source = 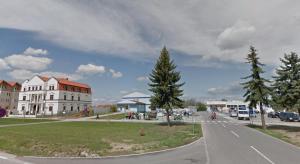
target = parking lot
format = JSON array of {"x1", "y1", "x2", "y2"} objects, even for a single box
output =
[{"x1": 221, "y1": 112, "x2": 300, "y2": 127}]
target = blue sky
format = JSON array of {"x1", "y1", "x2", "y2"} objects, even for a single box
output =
[{"x1": 0, "y1": 0, "x2": 298, "y2": 104}]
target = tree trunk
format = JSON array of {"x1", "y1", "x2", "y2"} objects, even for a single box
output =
[
  {"x1": 260, "y1": 102, "x2": 266, "y2": 130},
  {"x1": 166, "y1": 109, "x2": 171, "y2": 127},
  {"x1": 298, "y1": 108, "x2": 300, "y2": 116}
]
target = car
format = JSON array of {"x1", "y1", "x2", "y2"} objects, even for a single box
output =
[
  {"x1": 229, "y1": 110, "x2": 238, "y2": 117},
  {"x1": 275, "y1": 112, "x2": 280, "y2": 118},
  {"x1": 267, "y1": 112, "x2": 276, "y2": 118},
  {"x1": 279, "y1": 112, "x2": 299, "y2": 122}
]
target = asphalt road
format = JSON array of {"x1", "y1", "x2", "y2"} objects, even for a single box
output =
[
  {"x1": 201, "y1": 112, "x2": 300, "y2": 164},
  {"x1": 2, "y1": 112, "x2": 300, "y2": 164}
]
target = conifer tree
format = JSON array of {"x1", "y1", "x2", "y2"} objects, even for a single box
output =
[
  {"x1": 148, "y1": 46, "x2": 184, "y2": 126},
  {"x1": 242, "y1": 46, "x2": 270, "y2": 129}
]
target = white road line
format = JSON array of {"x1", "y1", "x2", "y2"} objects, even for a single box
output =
[
  {"x1": 0, "y1": 156, "x2": 8, "y2": 160},
  {"x1": 221, "y1": 124, "x2": 226, "y2": 128},
  {"x1": 250, "y1": 146, "x2": 275, "y2": 164},
  {"x1": 230, "y1": 130, "x2": 240, "y2": 138}
]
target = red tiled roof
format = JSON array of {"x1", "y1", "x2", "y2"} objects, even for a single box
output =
[
  {"x1": 38, "y1": 76, "x2": 50, "y2": 82},
  {"x1": 58, "y1": 79, "x2": 90, "y2": 89}
]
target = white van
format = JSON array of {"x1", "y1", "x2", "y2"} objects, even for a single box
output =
[{"x1": 237, "y1": 105, "x2": 250, "y2": 120}]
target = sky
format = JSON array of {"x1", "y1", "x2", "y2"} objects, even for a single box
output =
[{"x1": 0, "y1": 0, "x2": 299, "y2": 104}]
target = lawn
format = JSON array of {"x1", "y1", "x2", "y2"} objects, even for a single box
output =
[
  {"x1": 98, "y1": 113, "x2": 125, "y2": 120},
  {"x1": 0, "y1": 121, "x2": 202, "y2": 157},
  {"x1": 0, "y1": 118, "x2": 56, "y2": 125},
  {"x1": 248, "y1": 124, "x2": 300, "y2": 147}
]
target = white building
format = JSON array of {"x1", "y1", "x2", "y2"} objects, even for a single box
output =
[
  {"x1": 117, "y1": 92, "x2": 151, "y2": 113},
  {"x1": 17, "y1": 75, "x2": 92, "y2": 116},
  {"x1": 0, "y1": 80, "x2": 21, "y2": 115},
  {"x1": 206, "y1": 100, "x2": 248, "y2": 113}
]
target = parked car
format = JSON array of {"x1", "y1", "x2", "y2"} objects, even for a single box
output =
[
  {"x1": 267, "y1": 112, "x2": 276, "y2": 118},
  {"x1": 279, "y1": 112, "x2": 299, "y2": 122},
  {"x1": 229, "y1": 110, "x2": 238, "y2": 117},
  {"x1": 275, "y1": 112, "x2": 281, "y2": 118}
]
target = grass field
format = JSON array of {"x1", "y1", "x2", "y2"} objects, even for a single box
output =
[
  {"x1": 0, "y1": 121, "x2": 201, "y2": 157},
  {"x1": 98, "y1": 113, "x2": 125, "y2": 120},
  {"x1": 248, "y1": 124, "x2": 300, "y2": 147},
  {"x1": 0, "y1": 118, "x2": 56, "y2": 125}
]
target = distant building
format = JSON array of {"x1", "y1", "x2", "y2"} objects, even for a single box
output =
[
  {"x1": 17, "y1": 75, "x2": 92, "y2": 116},
  {"x1": 117, "y1": 92, "x2": 151, "y2": 113},
  {"x1": 206, "y1": 100, "x2": 248, "y2": 113},
  {"x1": 0, "y1": 80, "x2": 21, "y2": 114}
]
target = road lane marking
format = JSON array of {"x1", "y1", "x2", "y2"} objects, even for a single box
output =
[
  {"x1": 230, "y1": 130, "x2": 240, "y2": 138},
  {"x1": 221, "y1": 124, "x2": 226, "y2": 128},
  {"x1": 250, "y1": 146, "x2": 275, "y2": 164},
  {"x1": 0, "y1": 156, "x2": 8, "y2": 160}
]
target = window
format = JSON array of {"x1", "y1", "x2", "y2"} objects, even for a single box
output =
[
  {"x1": 22, "y1": 96, "x2": 26, "y2": 101},
  {"x1": 78, "y1": 96, "x2": 80, "y2": 101},
  {"x1": 64, "y1": 95, "x2": 67, "y2": 100},
  {"x1": 71, "y1": 106, "x2": 73, "y2": 111},
  {"x1": 28, "y1": 87, "x2": 31, "y2": 91},
  {"x1": 50, "y1": 95, "x2": 54, "y2": 100},
  {"x1": 71, "y1": 96, "x2": 74, "y2": 101},
  {"x1": 39, "y1": 86, "x2": 42, "y2": 90},
  {"x1": 49, "y1": 106, "x2": 53, "y2": 112},
  {"x1": 63, "y1": 106, "x2": 66, "y2": 111},
  {"x1": 22, "y1": 106, "x2": 25, "y2": 111},
  {"x1": 77, "y1": 106, "x2": 80, "y2": 112},
  {"x1": 43, "y1": 94, "x2": 46, "y2": 100},
  {"x1": 49, "y1": 86, "x2": 54, "y2": 90},
  {"x1": 23, "y1": 88, "x2": 26, "y2": 91}
]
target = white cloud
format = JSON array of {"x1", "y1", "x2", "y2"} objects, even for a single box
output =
[
  {"x1": 109, "y1": 69, "x2": 123, "y2": 78},
  {"x1": 4, "y1": 54, "x2": 52, "y2": 71},
  {"x1": 0, "y1": 59, "x2": 10, "y2": 70},
  {"x1": 24, "y1": 47, "x2": 48, "y2": 56},
  {"x1": 136, "y1": 76, "x2": 149, "y2": 82},
  {"x1": 216, "y1": 21, "x2": 256, "y2": 50},
  {"x1": 8, "y1": 69, "x2": 36, "y2": 80},
  {"x1": 207, "y1": 82, "x2": 243, "y2": 98},
  {"x1": 4, "y1": 47, "x2": 52, "y2": 71},
  {"x1": 76, "y1": 64, "x2": 105, "y2": 74},
  {"x1": 120, "y1": 90, "x2": 128, "y2": 94},
  {"x1": 1, "y1": 1, "x2": 300, "y2": 65},
  {"x1": 39, "y1": 71, "x2": 82, "y2": 81}
]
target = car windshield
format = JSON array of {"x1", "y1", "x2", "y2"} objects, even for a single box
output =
[{"x1": 239, "y1": 111, "x2": 248, "y2": 114}]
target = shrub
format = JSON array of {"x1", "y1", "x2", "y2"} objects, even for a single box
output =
[
  {"x1": 139, "y1": 128, "x2": 145, "y2": 136},
  {"x1": 0, "y1": 108, "x2": 6, "y2": 118},
  {"x1": 110, "y1": 105, "x2": 118, "y2": 113},
  {"x1": 197, "y1": 102, "x2": 207, "y2": 111}
]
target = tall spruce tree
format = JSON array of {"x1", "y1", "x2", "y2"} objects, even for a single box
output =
[
  {"x1": 242, "y1": 46, "x2": 270, "y2": 129},
  {"x1": 273, "y1": 52, "x2": 300, "y2": 114},
  {"x1": 148, "y1": 46, "x2": 184, "y2": 126}
]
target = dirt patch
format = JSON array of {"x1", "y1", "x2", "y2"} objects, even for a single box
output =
[{"x1": 272, "y1": 128, "x2": 300, "y2": 146}]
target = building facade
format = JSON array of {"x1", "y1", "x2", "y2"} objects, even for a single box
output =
[
  {"x1": 17, "y1": 75, "x2": 92, "y2": 116},
  {"x1": 0, "y1": 80, "x2": 21, "y2": 114},
  {"x1": 117, "y1": 92, "x2": 151, "y2": 113},
  {"x1": 206, "y1": 100, "x2": 248, "y2": 113}
]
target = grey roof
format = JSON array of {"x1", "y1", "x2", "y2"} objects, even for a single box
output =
[{"x1": 122, "y1": 92, "x2": 150, "y2": 98}]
